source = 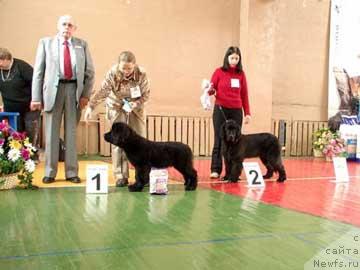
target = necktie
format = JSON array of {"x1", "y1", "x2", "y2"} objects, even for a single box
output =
[{"x1": 63, "y1": 41, "x2": 73, "y2": 79}]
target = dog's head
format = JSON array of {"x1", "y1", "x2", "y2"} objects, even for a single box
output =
[
  {"x1": 221, "y1": 119, "x2": 241, "y2": 144},
  {"x1": 104, "y1": 122, "x2": 133, "y2": 147}
]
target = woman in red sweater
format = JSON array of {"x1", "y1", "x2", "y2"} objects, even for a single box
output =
[{"x1": 208, "y1": 46, "x2": 251, "y2": 179}]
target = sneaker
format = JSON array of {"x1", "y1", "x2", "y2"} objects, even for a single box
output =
[{"x1": 210, "y1": 172, "x2": 220, "y2": 179}]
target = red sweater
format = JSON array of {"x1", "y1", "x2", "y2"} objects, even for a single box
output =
[{"x1": 209, "y1": 67, "x2": 250, "y2": 115}]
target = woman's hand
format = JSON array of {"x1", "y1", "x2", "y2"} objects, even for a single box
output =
[
  {"x1": 244, "y1": 115, "x2": 251, "y2": 124},
  {"x1": 207, "y1": 83, "x2": 216, "y2": 95},
  {"x1": 129, "y1": 101, "x2": 138, "y2": 110}
]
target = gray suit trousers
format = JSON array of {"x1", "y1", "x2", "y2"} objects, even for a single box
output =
[{"x1": 44, "y1": 82, "x2": 79, "y2": 178}]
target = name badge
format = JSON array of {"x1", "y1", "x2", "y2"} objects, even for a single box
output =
[
  {"x1": 231, "y1": 78, "x2": 240, "y2": 88},
  {"x1": 130, "y1": 86, "x2": 142, "y2": 98}
]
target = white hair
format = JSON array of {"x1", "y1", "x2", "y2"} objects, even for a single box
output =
[{"x1": 57, "y1": 15, "x2": 77, "y2": 29}]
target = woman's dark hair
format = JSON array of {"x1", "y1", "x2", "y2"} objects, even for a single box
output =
[{"x1": 221, "y1": 46, "x2": 242, "y2": 73}]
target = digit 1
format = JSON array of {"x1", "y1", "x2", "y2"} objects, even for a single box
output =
[{"x1": 92, "y1": 173, "x2": 100, "y2": 190}]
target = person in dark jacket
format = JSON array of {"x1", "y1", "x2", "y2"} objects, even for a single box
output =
[{"x1": 0, "y1": 47, "x2": 40, "y2": 151}]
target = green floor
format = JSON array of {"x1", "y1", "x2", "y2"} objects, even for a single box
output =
[{"x1": 1, "y1": 186, "x2": 359, "y2": 270}]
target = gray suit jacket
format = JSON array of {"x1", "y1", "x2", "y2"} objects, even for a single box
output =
[{"x1": 32, "y1": 36, "x2": 95, "y2": 112}]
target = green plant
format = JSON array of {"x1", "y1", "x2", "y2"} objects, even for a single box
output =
[
  {"x1": 0, "y1": 122, "x2": 37, "y2": 189},
  {"x1": 313, "y1": 128, "x2": 333, "y2": 151}
]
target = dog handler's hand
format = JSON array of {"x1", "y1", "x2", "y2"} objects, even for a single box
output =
[
  {"x1": 207, "y1": 83, "x2": 216, "y2": 96},
  {"x1": 129, "y1": 101, "x2": 138, "y2": 110},
  {"x1": 84, "y1": 107, "x2": 93, "y2": 122},
  {"x1": 244, "y1": 115, "x2": 251, "y2": 124}
]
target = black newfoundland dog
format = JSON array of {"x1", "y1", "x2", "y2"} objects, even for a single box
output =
[
  {"x1": 221, "y1": 119, "x2": 286, "y2": 182},
  {"x1": 104, "y1": 122, "x2": 198, "y2": 192}
]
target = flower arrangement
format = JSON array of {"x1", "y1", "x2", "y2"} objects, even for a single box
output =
[
  {"x1": 313, "y1": 127, "x2": 347, "y2": 159},
  {"x1": 322, "y1": 137, "x2": 347, "y2": 159},
  {"x1": 0, "y1": 122, "x2": 37, "y2": 189}
]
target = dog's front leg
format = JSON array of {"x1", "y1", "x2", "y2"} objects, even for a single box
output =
[
  {"x1": 223, "y1": 154, "x2": 232, "y2": 181},
  {"x1": 128, "y1": 166, "x2": 150, "y2": 192},
  {"x1": 228, "y1": 162, "x2": 242, "y2": 182}
]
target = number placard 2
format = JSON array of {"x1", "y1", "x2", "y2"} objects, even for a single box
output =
[
  {"x1": 86, "y1": 165, "x2": 109, "y2": 194},
  {"x1": 243, "y1": 162, "x2": 265, "y2": 188}
]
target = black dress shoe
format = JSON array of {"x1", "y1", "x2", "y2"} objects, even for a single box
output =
[
  {"x1": 66, "y1": 176, "x2": 81, "y2": 183},
  {"x1": 42, "y1": 176, "x2": 55, "y2": 183},
  {"x1": 116, "y1": 178, "x2": 128, "y2": 187}
]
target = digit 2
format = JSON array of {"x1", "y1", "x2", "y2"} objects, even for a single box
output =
[{"x1": 249, "y1": 170, "x2": 261, "y2": 185}]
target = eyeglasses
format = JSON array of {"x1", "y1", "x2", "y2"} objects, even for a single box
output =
[{"x1": 62, "y1": 22, "x2": 74, "y2": 28}]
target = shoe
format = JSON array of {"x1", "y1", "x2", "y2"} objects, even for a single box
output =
[
  {"x1": 66, "y1": 176, "x2": 81, "y2": 183},
  {"x1": 210, "y1": 172, "x2": 220, "y2": 179},
  {"x1": 220, "y1": 176, "x2": 228, "y2": 181},
  {"x1": 116, "y1": 178, "x2": 129, "y2": 187},
  {"x1": 42, "y1": 176, "x2": 55, "y2": 183}
]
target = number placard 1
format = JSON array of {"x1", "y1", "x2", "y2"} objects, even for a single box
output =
[
  {"x1": 332, "y1": 157, "x2": 349, "y2": 183},
  {"x1": 86, "y1": 165, "x2": 109, "y2": 194},
  {"x1": 243, "y1": 162, "x2": 265, "y2": 188}
]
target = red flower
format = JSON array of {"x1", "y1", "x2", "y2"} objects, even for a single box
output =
[
  {"x1": 20, "y1": 148, "x2": 30, "y2": 161},
  {"x1": 10, "y1": 131, "x2": 26, "y2": 141}
]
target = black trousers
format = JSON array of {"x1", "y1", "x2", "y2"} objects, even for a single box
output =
[
  {"x1": 17, "y1": 110, "x2": 41, "y2": 149},
  {"x1": 210, "y1": 105, "x2": 243, "y2": 174}
]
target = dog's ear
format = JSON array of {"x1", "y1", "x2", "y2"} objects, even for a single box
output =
[
  {"x1": 108, "y1": 122, "x2": 124, "y2": 145},
  {"x1": 236, "y1": 121, "x2": 242, "y2": 137},
  {"x1": 220, "y1": 121, "x2": 227, "y2": 140},
  {"x1": 112, "y1": 122, "x2": 132, "y2": 143},
  {"x1": 121, "y1": 123, "x2": 132, "y2": 139},
  {"x1": 230, "y1": 120, "x2": 242, "y2": 143}
]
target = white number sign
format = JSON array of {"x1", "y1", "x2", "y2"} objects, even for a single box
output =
[
  {"x1": 86, "y1": 165, "x2": 109, "y2": 194},
  {"x1": 243, "y1": 162, "x2": 265, "y2": 188}
]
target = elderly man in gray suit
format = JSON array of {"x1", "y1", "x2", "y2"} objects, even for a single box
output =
[{"x1": 31, "y1": 15, "x2": 95, "y2": 184}]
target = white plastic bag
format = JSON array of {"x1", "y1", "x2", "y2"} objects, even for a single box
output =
[
  {"x1": 149, "y1": 168, "x2": 168, "y2": 195},
  {"x1": 200, "y1": 79, "x2": 212, "y2": 110}
]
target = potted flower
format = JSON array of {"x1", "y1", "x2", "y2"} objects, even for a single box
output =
[
  {"x1": 0, "y1": 122, "x2": 37, "y2": 190},
  {"x1": 313, "y1": 128, "x2": 332, "y2": 157},
  {"x1": 322, "y1": 137, "x2": 347, "y2": 161},
  {"x1": 312, "y1": 127, "x2": 347, "y2": 160}
]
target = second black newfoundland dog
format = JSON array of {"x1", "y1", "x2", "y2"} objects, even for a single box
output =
[
  {"x1": 221, "y1": 119, "x2": 286, "y2": 182},
  {"x1": 104, "y1": 122, "x2": 198, "y2": 192}
]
